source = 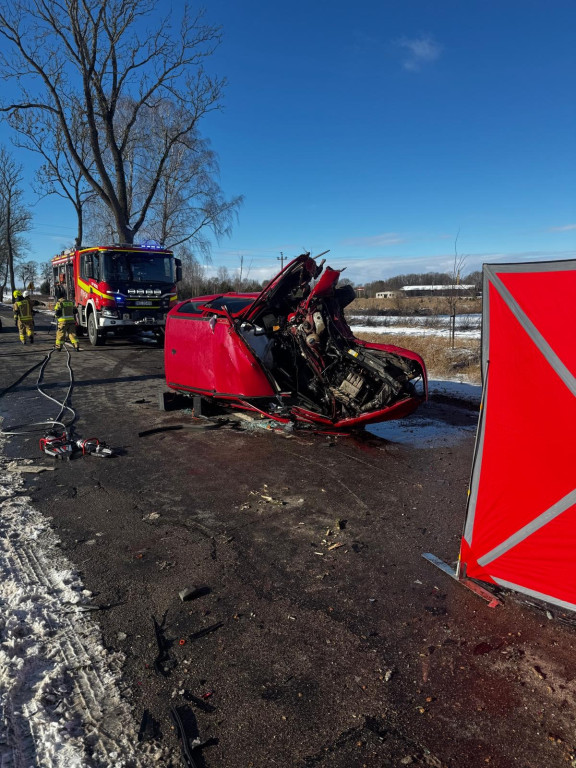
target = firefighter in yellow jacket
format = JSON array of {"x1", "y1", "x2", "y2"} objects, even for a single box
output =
[
  {"x1": 12, "y1": 289, "x2": 35, "y2": 344},
  {"x1": 54, "y1": 290, "x2": 80, "y2": 351}
]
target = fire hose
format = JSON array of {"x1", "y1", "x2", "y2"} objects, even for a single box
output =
[{"x1": 1, "y1": 345, "x2": 114, "y2": 459}]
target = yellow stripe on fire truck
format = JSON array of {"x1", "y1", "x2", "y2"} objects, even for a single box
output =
[{"x1": 77, "y1": 278, "x2": 109, "y2": 299}]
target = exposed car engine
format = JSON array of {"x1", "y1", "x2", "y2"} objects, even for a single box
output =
[{"x1": 241, "y1": 259, "x2": 425, "y2": 421}]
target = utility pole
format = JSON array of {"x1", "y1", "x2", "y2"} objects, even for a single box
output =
[{"x1": 277, "y1": 252, "x2": 285, "y2": 270}]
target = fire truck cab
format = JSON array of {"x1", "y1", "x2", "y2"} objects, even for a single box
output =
[{"x1": 51, "y1": 243, "x2": 182, "y2": 346}]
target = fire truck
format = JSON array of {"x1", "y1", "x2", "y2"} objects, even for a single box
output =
[{"x1": 51, "y1": 243, "x2": 182, "y2": 346}]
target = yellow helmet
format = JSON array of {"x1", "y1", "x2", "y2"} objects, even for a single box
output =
[{"x1": 13, "y1": 290, "x2": 22, "y2": 299}]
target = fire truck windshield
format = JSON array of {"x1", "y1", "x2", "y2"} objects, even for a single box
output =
[{"x1": 102, "y1": 251, "x2": 174, "y2": 284}]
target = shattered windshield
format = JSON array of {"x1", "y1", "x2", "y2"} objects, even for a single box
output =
[{"x1": 102, "y1": 251, "x2": 174, "y2": 284}]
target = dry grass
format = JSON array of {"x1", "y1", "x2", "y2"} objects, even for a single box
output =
[
  {"x1": 350, "y1": 296, "x2": 482, "y2": 315},
  {"x1": 357, "y1": 331, "x2": 481, "y2": 383}
]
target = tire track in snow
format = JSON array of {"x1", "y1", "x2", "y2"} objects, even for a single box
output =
[{"x1": 0, "y1": 436, "x2": 163, "y2": 767}]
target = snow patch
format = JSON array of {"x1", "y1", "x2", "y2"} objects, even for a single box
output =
[
  {"x1": 0, "y1": 431, "x2": 162, "y2": 767},
  {"x1": 366, "y1": 378, "x2": 480, "y2": 447},
  {"x1": 367, "y1": 414, "x2": 477, "y2": 447}
]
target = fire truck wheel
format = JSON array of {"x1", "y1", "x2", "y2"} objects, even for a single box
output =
[{"x1": 87, "y1": 312, "x2": 106, "y2": 346}]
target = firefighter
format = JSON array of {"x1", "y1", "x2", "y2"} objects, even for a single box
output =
[
  {"x1": 13, "y1": 289, "x2": 35, "y2": 344},
  {"x1": 23, "y1": 290, "x2": 45, "y2": 313},
  {"x1": 53, "y1": 288, "x2": 80, "y2": 351}
]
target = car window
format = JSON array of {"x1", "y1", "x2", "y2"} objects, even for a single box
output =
[
  {"x1": 177, "y1": 301, "x2": 202, "y2": 314},
  {"x1": 202, "y1": 297, "x2": 255, "y2": 313}
]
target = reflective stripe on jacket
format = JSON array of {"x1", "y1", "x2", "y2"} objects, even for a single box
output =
[
  {"x1": 55, "y1": 299, "x2": 75, "y2": 322},
  {"x1": 14, "y1": 298, "x2": 33, "y2": 322}
]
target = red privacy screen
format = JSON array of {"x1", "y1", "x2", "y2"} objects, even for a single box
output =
[{"x1": 460, "y1": 261, "x2": 576, "y2": 611}]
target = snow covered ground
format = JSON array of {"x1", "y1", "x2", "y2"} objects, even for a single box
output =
[
  {"x1": 0, "y1": 434, "x2": 162, "y2": 767},
  {"x1": 366, "y1": 378, "x2": 481, "y2": 446},
  {"x1": 348, "y1": 314, "x2": 481, "y2": 339}
]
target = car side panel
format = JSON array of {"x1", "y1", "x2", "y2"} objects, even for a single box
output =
[{"x1": 165, "y1": 314, "x2": 275, "y2": 397}]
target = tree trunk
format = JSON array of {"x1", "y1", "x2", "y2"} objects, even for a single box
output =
[
  {"x1": 116, "y1": 216, "x2": 134, "y2": 245},
  {"x1": 75, "y1": 206, "x2": 83, "y2": 250},
  {"x1": 7, "y1": 210, "x2": 15, "y2": 294}
]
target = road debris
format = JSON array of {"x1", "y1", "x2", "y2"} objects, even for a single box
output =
[
  {"x1": 189, "y1": 622, "x2": 223, "y2": 642},
  {"x1": 170, "y1": 705, "x2": 202, "y2": 768},
  {"x1": 6, "y1": 461, "x2": 55, "y2": 473},
  {"x1": 183, "y1": 690, "x2": 217, "y2": 713},
  {"x1": 138, "y1": 709, "x2": 161, "y2": 743},
  {"x1": 152, "y1": 613, "x2": 177, "y2": 677},
  {"x1": 179, "y1": 586, "x2": 210, "y2": 602}
]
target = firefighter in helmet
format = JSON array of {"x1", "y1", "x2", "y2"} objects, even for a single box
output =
[
  {"x1": 53, "y1": 286, "x2": 80, "y2": 351},
  {"x1": 13, "y1": 289, "x2": 35, "y2": 344}
]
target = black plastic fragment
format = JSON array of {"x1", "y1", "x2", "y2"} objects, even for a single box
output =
[
  {"x1": 138, "y1": 709, "x2": 161, "y2": 742},
  {"x1": 179, "y1": 585, "x2": 211, "y2": 602},
  {"x1": 182, "y1": 690, "x2": 217, "y2": 713},
  {"x1": 152, "y1": 613, "x2": 177, "y2": 676},
  {"x1": 189, "y1": 622, "x2": 223, "y2": 642},
  {"x1": 139, "y1": 425, "x2": 184, "y2": 437},
  {"x1": 170, "y1": 706, "x2": 201, "y2": 768}
]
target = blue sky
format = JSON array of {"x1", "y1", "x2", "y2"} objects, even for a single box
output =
[{"x1": 3, "y1": 0, "x2": 576, "y2": 285}]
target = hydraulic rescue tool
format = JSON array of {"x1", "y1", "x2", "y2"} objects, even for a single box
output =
[
  {"x1": 39, "y1": 432, "x2": 114, "y2": 459},
  {"x1": 39, "y1": 431, "x2": 74, "y2": 459}
]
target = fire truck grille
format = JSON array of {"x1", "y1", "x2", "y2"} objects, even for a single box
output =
[{"x1": 130, "y1": 309, "x2": 162, "y2": 322}]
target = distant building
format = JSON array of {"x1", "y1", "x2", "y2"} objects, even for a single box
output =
[
  {"x1": 399, "y1": 284, "x2": 476, "y2": 298},
  {"x1": 375, "y1": 291, "x2": 397, "y2": 299}
]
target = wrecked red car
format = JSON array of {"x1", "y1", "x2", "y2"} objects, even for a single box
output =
[{"x1": 164, "y1": 253, "x2": 427, "y2": 428}]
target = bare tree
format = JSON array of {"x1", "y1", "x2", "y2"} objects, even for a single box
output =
[
  {"x1": 175, "y1": 244, "x2": 207, "y2": 298},
  {"x1": 446, "y1": 230, "x2": 468, "y2": 347},
  {"x1": 136, "y1": 102, "x2": 243, "y2": 254},
  {"x1": 0, "y1": 0, "x2": 240, "y2": 246},
  {"x1": 16, "y1": 259, "x2": 38, "y2": 289},
  {"x1": 0, "y1": 147, "x2": 32, "y2": 300},
  {"x1": 235, "y1": 253, "x2": 254, "y2": 291},
  {"x1": 11, "y1": 110, "x2": 97, "y2": 248}
]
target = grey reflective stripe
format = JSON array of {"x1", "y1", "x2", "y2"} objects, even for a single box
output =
[
  {"x1": 478, "y1": 487, "x2": 576, "y2": 566},
  {"x1": 489, "y1": 271, "x2": 576, "y2": 398},
  {"x1": 481, "y1": 266, "x2": 491, "y2": 380},
  {"x1": 463, "y1": 375, "x2": 489, "y2": 544},
  {"x1": 463, "y1": 264, "x2": 494, "y2": 545},
  {"x1": 492, "y1": 576, "x2": 576, "y2": 613},
  {"x1": 484, "y1": 260, "x2": 576, "y2": 275}
]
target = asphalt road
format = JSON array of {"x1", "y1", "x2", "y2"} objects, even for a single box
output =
[{"x1": 1, "y1": 306, "x2": 576, "y2": 768}]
